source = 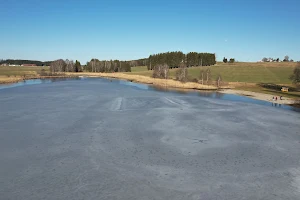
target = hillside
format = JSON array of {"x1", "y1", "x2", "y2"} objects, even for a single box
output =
[{"x1": 129, "y1": 62, "x2": 297, "y2": 84}]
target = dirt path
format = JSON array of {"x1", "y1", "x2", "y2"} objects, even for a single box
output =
[{"x1": 220, "y1": 89, "x2": 296, "y2": 104}]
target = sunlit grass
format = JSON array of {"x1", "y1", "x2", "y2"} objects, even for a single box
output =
[
  {"x1": 0, "y1": 66, "x2": 49, "y2": 76},
  {"x1": 129, "y1": 62, "x2": 297, "y2": 84}
]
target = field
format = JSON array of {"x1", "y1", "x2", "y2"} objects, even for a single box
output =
[
  {"x1": 130, "y1": 62, "x2": 297, "y2": 84},
  {"x1": 0, "y1": 66, "x2": 49, "y2": 76},
  {"x1": 0, "y1": 66, "x2": 49, "y2": 83},
  {"x1": 1, "y1": 62, "x2": 295, "y2": 84}
]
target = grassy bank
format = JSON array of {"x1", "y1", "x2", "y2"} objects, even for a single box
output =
[
  {"x1": 0, "y1": 66, "x2": 81, "y2": 84},
  {"x1": 0, "y1": 66, "x2": 50, "y2": 84},
  {"x1": 0, "y1": 76, "x2": 24, "y2": 84}
]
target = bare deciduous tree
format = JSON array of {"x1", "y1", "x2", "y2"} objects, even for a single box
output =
[
  {"x1": 216, "y1": 75, "x2": 222, "y2": 88},
  {"x1": 199, "y1": 70, "x2": 204, "y2": 85},
  {"x1": 130, "y1": 60, "x2": 137, "y2": 67},
  {"x1": 65, "y1": 59, "x2": 74, "y2": 72},
  {"x1": 50, "y1": 59, "x2": 66, "y2": 73},
  {"x1": 206, "y1": 68, "x2": 211, "y2": 84},
  {"x1": 86, "y1": 59, "x2": 131, "y2": 73},
  {"x1": 176, "y1": 62, "x2": 188, "y2": 82},
  {"x1": 153, "y1": 64, "x2": 169, "y2": 79}
]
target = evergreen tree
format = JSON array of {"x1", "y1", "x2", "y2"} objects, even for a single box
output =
[
  {"x1": 74, "y1": 60, "x2": 82, "y2": 72},
  {"x1": 148, "y1": 51, "x2": 215, "y2": 70}
]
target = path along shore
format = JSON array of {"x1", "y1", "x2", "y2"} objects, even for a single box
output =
[{"x1": 220, "y1": 89, "x2": 297, "y2": 105}]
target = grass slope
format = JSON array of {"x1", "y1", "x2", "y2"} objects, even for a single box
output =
[{"x1": 130, "y1": 62, "x2": 296, "y2": 84}]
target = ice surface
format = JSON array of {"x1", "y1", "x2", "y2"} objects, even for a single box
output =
[{"x1": 0, "y1": 78, "x2": 299, "y2": 200}]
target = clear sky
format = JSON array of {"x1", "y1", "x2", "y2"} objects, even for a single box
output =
[{"x1": 0, "y1": 0, "x2": 299, "y2": 63}]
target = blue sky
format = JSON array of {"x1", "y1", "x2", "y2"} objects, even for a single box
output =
[{"x1": 0, "y1": 0, "x2": 299, "y2": 63}]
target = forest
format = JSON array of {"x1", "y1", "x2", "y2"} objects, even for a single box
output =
[
  {"x1": 0, "y1": 59, "x2": 52, "y2": 66},
  {"x1": 147, "y1": 52, "x2": 216, "y2": 70}
]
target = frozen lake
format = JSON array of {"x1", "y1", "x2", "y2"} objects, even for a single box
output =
[{"x1": 0, "y1": 78, "x2": 300, "y2": 200}]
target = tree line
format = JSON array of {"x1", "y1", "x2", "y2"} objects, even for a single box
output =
[
  {"x1": 0, "y1": 59, "x2": 52, "y2": 66},
  {"x1": 50, "y1": 59, "x2": 82, "y2": 73},
  {"x1": 50, "y1": 59, "x2": 131, "y2": 73},
  {"x1": 84, "y1": 59, "x2": 131, "y2": 72},
  {"x1": 147, "y1": 51, "x2": 216, "y2": 70},
  {"x1": 128, "y1": 58, "x2": 148, "y2": 67}
]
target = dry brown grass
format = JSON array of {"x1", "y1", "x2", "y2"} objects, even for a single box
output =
[
  {"x1": 68, "y1": 72, "x2": 217, "y2": 90},
  {"x1": 0, "y1": 76, "x2": 24, "y2": 84},
  {"x1": 0, "y1": 74, "x2": 77, "y2": 84}
]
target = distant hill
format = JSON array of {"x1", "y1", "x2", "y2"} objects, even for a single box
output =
[{"x1": 0, "y1": 59, "x2": 52, "y2": 66}]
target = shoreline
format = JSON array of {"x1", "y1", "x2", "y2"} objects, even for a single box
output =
[
  {"x1": 219, "y1": 89, "x2": 298, "y2": 105},
  {"x1": 70, "y1": 72, "x2": 299, "y2": 106},
  {"x1": 69, "y1": 72, "x2": 219, "y2": 90},
  {"x1": 1, "y1": 72, "x2": 298, "y2": 106},
  {"x1": 0, "y1": 75, "x2": 78, "y2": 84}
]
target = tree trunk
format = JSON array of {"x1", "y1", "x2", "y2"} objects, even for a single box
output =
[{"x1": 206, "y1": 72, "x2": 209, "y2": 84}]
